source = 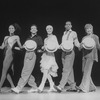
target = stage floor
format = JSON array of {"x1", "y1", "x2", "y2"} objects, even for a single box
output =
[{"x1": 0, "y1": 87, "x2": 100, "y2": 100}]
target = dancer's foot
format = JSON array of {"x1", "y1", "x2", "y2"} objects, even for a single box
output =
[
  {"x1": 75, "y1": 86, "x2": 84, "y2": 93},
  {"x1": 66, "y1": 88, "x2": 77, "y2": 92},
  {"x1": 27, "y1": 88, "x2": 38, "y2": 93},
  {"x1": 90, "y1": 89, "x2": 96, "y2": 92},
  {"x1": 48, "y1": 87, "x2": 57, "y2": 92},
  {"x1": 53, "y1": 85, "x2": 62, "y2": 93},
  {"x1": 37, "y1": 89, "x2": 43, "y2": 93},
  {"x1": 66, "y1": 86, "x2": 77, "y2": 92},
  {"x1": 11, "y1": 87, "x2": 21, "y2": 94}
]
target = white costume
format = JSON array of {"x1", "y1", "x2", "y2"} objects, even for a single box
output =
[
  {"x1": 38, "y1": 34, "x2": 59, "y2": 92},
  {"x1": 40, "y1": 34, "x2": 59, "y2": 76}
]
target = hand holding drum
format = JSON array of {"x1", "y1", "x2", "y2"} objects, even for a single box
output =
[
  {"x1": 23, "y1": 40, "x2": 37, "y2": 51},
  {"x1": 81, "y1": 37, "x2": 95, "y2": 50},
  {"x1": 60, "y1": 40, "x2": 74, "y2": 52}
]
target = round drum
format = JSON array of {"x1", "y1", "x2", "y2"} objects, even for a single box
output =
[
  {"x1": 24, "y1": 40, "x2": 37, "y2": 51},
  {"x1": 61, "y1": 40, "x2": 74, "y2": 52},
  {"x1": 45, "y1": 41, "x2": 58, "y2": 52},
  {"x1": 82, "y1": 37, "x2": 95, "y2": 50}
]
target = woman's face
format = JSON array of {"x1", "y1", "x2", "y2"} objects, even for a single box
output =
[
  {"x1": 46, "y1": 26, "x2": 53, "y2": 35},
  {"x1": 30, "y1": 25, "x2": 38, "y2": 34},
  {"x1": 85, "y1": 27, "x2": 93, "y2": 35},
  {"x1": 9, "y1": 25, "x2": 15, "y2": 35}
]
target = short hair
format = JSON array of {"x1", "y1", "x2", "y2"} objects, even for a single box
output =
[
  {"x1": 84, "y1": 24, "x2": 93, "y2": 30},
  {"x1": 46, "y1": 25, "x2": 53, "y2": 30},
  {"x1": 31, "y1": 24, "x2": 37, "y2": 28},
  {"x1": 65, "y1": 21, "x2": 72, "y2": 25}
]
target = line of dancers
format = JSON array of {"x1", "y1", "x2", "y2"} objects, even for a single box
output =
[{"x1": 0, "y1": 21, "x2": 100, "y2": 93}]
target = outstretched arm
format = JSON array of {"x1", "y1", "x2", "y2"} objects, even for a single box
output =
[{"x1": 0, "y1": 43, "x2": 4, "y2": 49}]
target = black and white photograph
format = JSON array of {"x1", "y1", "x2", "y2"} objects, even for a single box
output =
[{"x1": 0, "y1": 0, "x2": 100, "y2": 100}]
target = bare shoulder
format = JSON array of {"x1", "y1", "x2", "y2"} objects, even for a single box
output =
[
  {"x1": 4, "y1": 36, "x2": 9, "y2": 39},
  {"x1": 93, "y1": 34, "x2": 99, "y2": 40},
  {"x1": 4, "y1": 36, "x2": 9, "y2": 41},
  {"x1": 14, "y1": 35, "x2": 20, "y2": 39},
  {"x1": 52, "y1": 34, "x2": 57, "y2": 38},
  {"x1": 94, "y1": 34, "x2": 99, "y2": 38}
]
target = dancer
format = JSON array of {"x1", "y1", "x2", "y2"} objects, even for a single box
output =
[
  {"x1": 76, "y1": 24, "x2": 100, "y2": 93},
  {"x1": 12, "y1": 24, "x2": 43, "y2": 93},
  {"x1": 29, "y1": 25, "x2": 59, "y2": 93},
  {"x1": 0, "y1": 23, "x2": 22, "y2": 92},
  {"x1": 38, "y1": 25, "x2": 60, "y2": 92},
  {"x1": 54, "y1": 21, "x2": 80, "y2": 92}
]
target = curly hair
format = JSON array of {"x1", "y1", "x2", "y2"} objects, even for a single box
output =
[
  {"x1": 84, "y1": 24, "x2": 93, "y2": 30},
  {"x1": 12, "y1": 23, "x2": 21, "y2": 34}
]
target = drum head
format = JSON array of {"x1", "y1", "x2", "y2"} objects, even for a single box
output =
[
  {"x1": 24, "y1": 40, "x2": 37, "y2": 51},
  {"x1": 45, "y1": 41, "x2": 58, "y2": 52},
  {"x1": 61, "y1": 40, "x2": 74, "y2": 52},
  {"x1": 82, "y1": 37, "x2": 95, "y2": 50}
]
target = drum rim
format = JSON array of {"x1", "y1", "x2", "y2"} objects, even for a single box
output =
[
  {"x1": 82, "y1": 44, "x2": 95, "y2": 49},
  {"x1": 61, "y1": 45, "x2": 73, "y2": 51},
  {"x1": 82, "y1": 37, "x2": 95, "y2": 49},
  {"x1": 45, "y1": 41, "x2": 58, "y2": 52},
  {"x1": 45, "y1": 46, "x2": 58, "y2": 52},
  {"x1": 61, "y1": 40, "x2": 74, "y2": 52},
  {"x1": 24, "y1": 40, "x2": 37, "y2": 51}
]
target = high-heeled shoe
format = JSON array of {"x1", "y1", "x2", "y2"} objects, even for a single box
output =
[
  {"x1": 75, "y1": 86, "x2": 84, "y2": 93},
  {"x1": 47, "y1": 88, "x2": 57, "y2": 92},
  {"x1": 53, "y1": 85, "x2": 62, "y2": 93},
  {"x1": 27, "y1": 88, "x2": 38, "y2": 93}
]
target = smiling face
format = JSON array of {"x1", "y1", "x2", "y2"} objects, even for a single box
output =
[
  {"x1": 9, "y1": 25, "x2": 15, "y2": 35},
  {"x1": 46, "y1": 25, "x2": 53, "y2": 35},
  {"x1": 85, "y1": 24, "x2": 93, "y2": 35},
  {"x1": 85, "y1": 27, "x2": 93, "y2": 35},
  {"x1": 30, "y1": 25, "x2": 38, "y2": 34},
  {"x1": 65, "y1": 21, "x2": 72, "y2": 31}
]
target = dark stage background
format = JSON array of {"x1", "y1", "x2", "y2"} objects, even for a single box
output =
[{"x1": 0, "y1": 0, "x2": 100, "y2": 87}]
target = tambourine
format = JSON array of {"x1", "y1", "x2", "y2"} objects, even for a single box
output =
[
  {"x1": 24, "y1": 40, "x2": 37, "y2": 51},
  {"x1": 60, "y1": 40, "x2": 74, "y2": 52},
  {"x1": 82, "y1": 37, "x2": 95, "y2": 50},
  {"x1": 45, "y1": 41, "x2": 58, "y2": 53}
]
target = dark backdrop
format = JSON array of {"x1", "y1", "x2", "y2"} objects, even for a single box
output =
[{"x1": 0, "y1": 0, "x2": 100, "y2": 87}]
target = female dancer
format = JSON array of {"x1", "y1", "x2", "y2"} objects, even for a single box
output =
[
  {"x1": 76, "y1": 24, "x2": 100, "y2": 92},
  {"x1": 0, "y1": 23, "x2": 22, "y2": 92},
  {"x1": 36, "y1": 25, "x2": 59, "y2": 92}
]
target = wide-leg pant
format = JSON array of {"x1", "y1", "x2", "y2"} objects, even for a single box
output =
[
  {"x1": 59, "y1": 51, "x2": 76, "y2": 89},
  {"x1": 79, "y1": 57, "x2": 96, "y2": 92},
  {"x1": 16, "y1": 51, "x2": 37, "y2": 90}
]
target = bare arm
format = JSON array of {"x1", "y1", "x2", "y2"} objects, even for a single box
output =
[
  {"x1": 95, "y1": 35, "x2": 100, "y2": 51},
  {"x1": 0, "y1": 36, "x2": 8, "y2": 49},
  {"x1": 54, "y1": 35, "x2": 60, "y2": 49},
  {"x1": 0, "y1": 42, "x2": 5, "y2": 49},
  {"x1": 73, "y1": 32, "x2": 80, "y2": 49},
  {"x1": 16, "y1": 36, "x2": 23, "y2": 49}
]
